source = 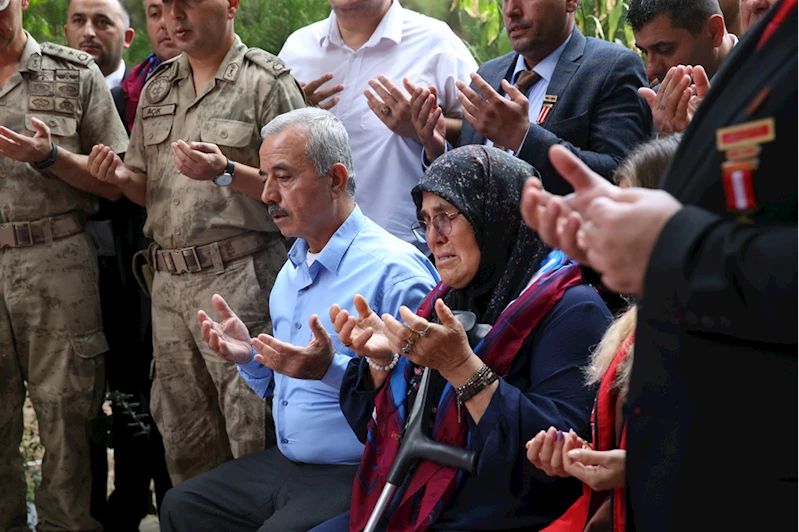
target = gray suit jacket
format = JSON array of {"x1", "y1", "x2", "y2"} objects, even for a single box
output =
[{"x1": 459, "y1": 28, "x2": 652, "y2": 195}]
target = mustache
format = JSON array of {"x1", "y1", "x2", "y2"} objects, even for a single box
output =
[
  {"x1": 267, "y1": 204, "x2": 290, "y2": 217},
  {"x1": 79, "y1": 39, "x2": 101, "y2": 48}
]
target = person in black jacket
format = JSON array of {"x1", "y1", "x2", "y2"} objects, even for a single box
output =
[
  {"x1": 84, "y1": 0, "x2": 179, "y2": 529},
  {"x1": 520, "y1": 0, "x2": 797, "y2": 529}
]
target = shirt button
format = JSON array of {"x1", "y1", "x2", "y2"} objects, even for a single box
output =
[
  {"x1": 295, "y1": 322, "x2": 301, "y2": 329},
  {"x1": 173, "y1": 198, "x2": 180, "y2": 205},
  {"x1": 148, "y1": 133, "x2": 154, "y2": 140},
  {"x1": 282, "y1": 439, "x2": 289, "y2": 444},
  {"x1": 700, "y1": 315, "x2": 714, "y2": 328},
  {"x1": 0, "y1": 99, "x2": 6, "y2": 106},
  {"x1": 175, "y1": 229, "x2": 181, "y2": 235},
  {"x1": 282, "y1": 400, "x2": 288, "y2": 406},
  {"x1": 220, "y1": 130, "x2": 228, "y2": 139},
  {"x1": 48, "y1": 119, "x2": 57, "y2": 127}
]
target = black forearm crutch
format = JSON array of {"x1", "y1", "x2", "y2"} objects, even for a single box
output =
[{"x1": 364, "y1": 312, "x2": 488, "y2": 532}]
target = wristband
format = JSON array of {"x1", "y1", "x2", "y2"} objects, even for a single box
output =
[{"x1": 32, "y1": 141, "x2": 57, "y2": 170}]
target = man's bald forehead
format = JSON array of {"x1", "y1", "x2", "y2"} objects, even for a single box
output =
[{"x1": 68, "y1": 0, "x2": 131, "y2": 28}]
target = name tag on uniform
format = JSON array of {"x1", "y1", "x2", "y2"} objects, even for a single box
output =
[{"x1": 142, "y1": 104, "x2": 177, "y2": 119}]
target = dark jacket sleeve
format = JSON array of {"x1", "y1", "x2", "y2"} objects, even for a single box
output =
[
  {"x1": 645, "y1": 205, "x2": 798, "y2": 346},
  {"x1": 340, "y1": 357, "x2": 384, "y2": 443},
  {"x1": 516, "y1": 50, "x2": 652, "y2": 195},
  {"x1": 111, "y1": 85, "x2": 129, "y2": 132},
  {"x1": 468, "y1": 285, "x2": 611, "y2": 481}
]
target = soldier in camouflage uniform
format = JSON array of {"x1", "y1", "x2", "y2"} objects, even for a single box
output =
[
  {"x1": 88, "y1": 0, "x2": 306, "y2": 484},
  {"x1": 0, "y1": 0, "x2": 129, "y2": 529}
]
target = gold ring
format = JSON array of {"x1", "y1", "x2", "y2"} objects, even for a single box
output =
[{"x1": 380, "y1": 105, "x2": 391, "y2": 116}]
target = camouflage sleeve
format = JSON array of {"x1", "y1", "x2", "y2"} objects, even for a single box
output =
[
  {"x1": 124, "y1": 96, "x2": 148, "y2": 174},
  {"x1": 79, "y1": 63, "x2": 128, "y2": 156},
  {"x1": 260, "y1": 72, "x2": 307, "y2": 128}
]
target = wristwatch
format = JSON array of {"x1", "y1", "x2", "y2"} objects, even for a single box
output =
[
  {"x1": 214, "y1": 158, "x2": 235, "y2": 187},
  {"x1": 32, "y1": 141, "x2": 58, "y2": 170}
]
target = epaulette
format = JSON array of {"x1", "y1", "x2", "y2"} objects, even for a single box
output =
[
  {"x1": 244, "y1": 49, "x2": 291, "y2": 77},
  {"x1": 149, "y1": 55, "x2": 180, "y2": 80},
  {"x1": 40, "y1": 42, "x2": 94, "y2": 67}
]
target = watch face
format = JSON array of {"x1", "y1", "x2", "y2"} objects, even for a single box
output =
[{"x1": 215, "y1": 172, "x2": 233, "y2": 187}]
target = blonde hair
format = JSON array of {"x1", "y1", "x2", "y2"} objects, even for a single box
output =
[
  {"x1": 586, "y1": 136, "x2": 682, "y2": 392},
  {"x1": 585, "y1": 306, "x2": 636, "y2": 393},
  {"x1": 613, "y1": 134, "x2": 681, "y2": 189}
]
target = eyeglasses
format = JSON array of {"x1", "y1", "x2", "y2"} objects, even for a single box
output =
[{"x1": 410, "y1": 211, "x2": 462, "y2": 243}]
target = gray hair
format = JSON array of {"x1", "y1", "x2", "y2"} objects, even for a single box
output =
[{"x1": 260, "y1": 107, "x2": 355, "y2": 197}]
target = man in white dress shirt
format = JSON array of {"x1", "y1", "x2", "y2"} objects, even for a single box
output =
[{"x1": 278, "y1": 0, "x2": 477, "y2": 252}]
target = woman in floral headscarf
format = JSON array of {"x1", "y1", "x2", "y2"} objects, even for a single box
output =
[{"x1": 312, "y1": 146, "x2": 612, "y2": 532}]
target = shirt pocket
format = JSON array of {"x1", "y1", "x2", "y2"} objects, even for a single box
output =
[
  {"x1": 140, "y1": 116, "x2": 174, "y2": 182},
  {"x1": 26, "y1": 112, "x2": 79, "y2": 153},
  {"x1": 201, "y1": 118, "x2": 254, "y2": 148},
  {"x1": 142, "y1": 116, "x2": 174, "y2": 147}
]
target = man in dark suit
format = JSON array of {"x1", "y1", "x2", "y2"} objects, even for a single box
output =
[
  {"x1": 98, "y1": 1, "x2": 181, "y2": 529},
  {"x1": 414, "y1": 0, "x2": 652, "y2": 196},
  {"x1": 520, "y1": 0, "x2": 796, "y2": 529}
]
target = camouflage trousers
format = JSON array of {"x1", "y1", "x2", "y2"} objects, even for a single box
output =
[
  {"x1": 150, "y1": 242, "x2": 285, "y2": 485},
  {"x1": 0, "y1": 232, "x2": 106, "y2": 532}
]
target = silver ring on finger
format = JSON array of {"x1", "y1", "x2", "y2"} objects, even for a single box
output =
[{"x1": 414, "y1": 323, "x2": 431, "y2": 338}]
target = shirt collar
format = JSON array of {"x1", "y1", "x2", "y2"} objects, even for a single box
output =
[
  {"x1": 175, "y1": 34, "x2": 245, "y2": 81},
  {"x1": 105, "y1": 60, "x2": 127, "y2": 89},
  {"x1": 321, "y1": 0, "x2": 404, "y2": 50},
  {"x1": 288, "y1": 205, "x2": 366, "y2": 273},
  {"x1": 511, "y1": 33, "x2": 572, "y2": 85}
]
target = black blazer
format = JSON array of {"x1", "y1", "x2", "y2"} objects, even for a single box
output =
[
  {"x1": 627, "y1": 2, "x2": 797, "y2": 530},
  {"x1": 459, "y1": 28, "x2": 652, "y2": 195}
]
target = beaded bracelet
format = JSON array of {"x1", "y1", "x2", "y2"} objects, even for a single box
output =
[
  {"x1": 456, "y1": 369, "x2": 499, "y2": 423},
  {"x1": 366, "y1": 352, "x2": 399, "y2": 372}
]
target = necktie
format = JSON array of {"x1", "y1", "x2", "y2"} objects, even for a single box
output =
[
  {"x1": 515, "y1": 69, "x2": 542, "y2": 95},
  {"x1": 492, "y1": 70, "x2": 542, "y2": 152}
]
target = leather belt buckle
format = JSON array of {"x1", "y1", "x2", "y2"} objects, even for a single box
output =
[
  {"x1": 13, "y1": 222, "x2": 33, "y2": 247},
  {"x1": 170, "y1": 246, "x2": 202, "y2": 274}
]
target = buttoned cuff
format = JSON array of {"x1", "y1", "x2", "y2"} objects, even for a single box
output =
[
  {"x1": 238, "y1": 348, "x2": 271, "y2": 378},
  {"x1": 320, "y1": 353, "x2": 352, "y2": 390}
]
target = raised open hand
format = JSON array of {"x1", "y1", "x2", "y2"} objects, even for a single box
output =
[
  {"x1": 329, "y1": 294, "x2": 393, "y2": 364},
  {"x1": 198, "y1": 294, "x2": 253, "y2": 365},
  {"x1": 252, "y1": 314, "x2": 335, "y2": 380}
]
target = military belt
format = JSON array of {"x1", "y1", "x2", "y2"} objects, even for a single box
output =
[
  {"x1": 154, "y1": 232, "x2": 280, "y2": 274},
  {"x1": 0, "y1": 213, "x2": 84, "y2": 248}
]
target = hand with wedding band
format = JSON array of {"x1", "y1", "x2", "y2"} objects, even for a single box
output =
[
  {"x1": 329, "y1": 294, "x2": 394, "y2": 364},
  {"x1": 381, "y1": 299, "x2": 473, "y2": 376},
  {"x1": 364, "y1": 75, "x2": 419, "y2": 141}
]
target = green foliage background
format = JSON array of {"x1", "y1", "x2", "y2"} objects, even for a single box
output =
[{"x1": 24, "y1": 0, "x2": 634, "y2": 67}]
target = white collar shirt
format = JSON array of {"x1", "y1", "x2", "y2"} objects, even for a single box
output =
[
  {"x1": 104, "y1": 60, "x2": 126, "y2": 90},
  {"x1": 279, "y1": 1, "x2": 477, "y2": 250}
]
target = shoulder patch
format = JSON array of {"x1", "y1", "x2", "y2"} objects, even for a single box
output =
[
  {"x1": 40, "y1": 42, "x2": 94, "y2": 67},
  {"x1": 244, "y1": 49, "x2": 291, "y2": 77}
]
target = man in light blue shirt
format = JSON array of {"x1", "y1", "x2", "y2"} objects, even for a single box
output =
[{"x1": 160, "y1": 108, "x2": 438, "y2": 532}]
